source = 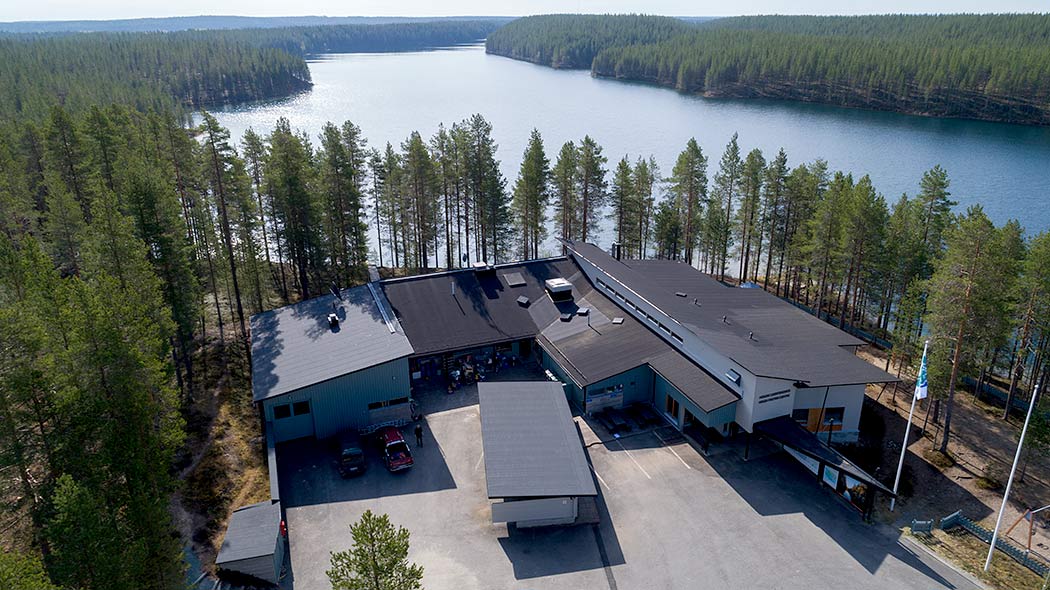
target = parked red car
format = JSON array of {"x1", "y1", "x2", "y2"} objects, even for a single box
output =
[{"x1": 377, "y1": 426, "x2": 413, "y2": 472}]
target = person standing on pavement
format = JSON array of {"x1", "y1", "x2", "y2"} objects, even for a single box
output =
[{"x1": 414, "y1": 423, "x2": 424, "y2": 447}]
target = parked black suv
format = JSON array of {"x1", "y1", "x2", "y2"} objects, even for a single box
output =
[{"x1": 336, "y1": 432, "x2": 367, "y2": 478}]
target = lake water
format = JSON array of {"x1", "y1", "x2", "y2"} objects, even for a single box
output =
[{"x1": 209, "y1": 44, "x2": 1050, "y2": 258}]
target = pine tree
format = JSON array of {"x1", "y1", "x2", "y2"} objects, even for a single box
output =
[
  {"x1": 327, "y1": 510, "x2": 423, "y2": 590},
  {"x1": 511, "y1": 129, "x2": 551, "y2": 260},
  {"x1": 736, "y1": 148, "x2": 765, "y2": 282},
  {"x1": 200, "y1": 112, "x2": 249, "y2": 359},
  {"x1": 668, "y1": 138, "x2": 706, "y2": 265},
  {"x1": 576, "y1": 135, "x2": 608, "y2": 244},
  {"x1": 400, "y1": 131, "x2": 439, "y2": 269},
  {"x1": 266, "y1": 117, "x2": 322, "y2": 299},
  {"x1": 926, "y1": 206, "x2": 1016, "y2": 453},
  {"x1": 609, "y1": 156, "x2": 637, "y2": 257},
  {"x1": 632, "y1": 156, "x2": 658, "y2": 259},
  {"x1": 43, "y1": 105, "x2": 92, "y2": 218},
  {"x1": 552, "y1": 141, "x2": 579, "y2": 245},
  {"x1": 712, "y1": 133, "x2": 742, "y2": 280}
]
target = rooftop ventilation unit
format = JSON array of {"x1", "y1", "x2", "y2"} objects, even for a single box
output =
[
  {"x1": 516, "y1": 295, "x2": 530, "y2": 307},
  {"x1": 576, "y1": 307, "x2": 590, "y2": 316},
  {"x1": 612, "y1": 317, "x2": 624, "y2": 325},
  {"x1": 675, "y1": 292, "x2": 687, "y2": 298},
  {"x1": 725, "y1": 369, "x2": 742, "y2": 385},
  {"x1": 544, "y1": 278, "x2": 574, "y2": 302},
  {"x1": 472, "y1": 261, "x2": 495, "y2": 276}
]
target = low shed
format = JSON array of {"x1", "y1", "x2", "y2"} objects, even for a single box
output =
[
  {"x1": 215, "y1": 500, "x2": 285, "y2": 585},
  {"x1": 479, "y1": 382, "x2": 597, "y2": 527}
]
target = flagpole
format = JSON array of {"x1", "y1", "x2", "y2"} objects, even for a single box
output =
[
  {"x1": 985, "y1": 383, "x2": 1039, "y2": 572},
  {"x1": 890, "y1": 339, "x2": 927, "y2": 512}
]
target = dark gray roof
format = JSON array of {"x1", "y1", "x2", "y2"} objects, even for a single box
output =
[
  {"x1": 755, "y1": 416, "x2": 893, "y2": 495},
  {"x1": 216, "y1": 500, "x2": 281, "y2": 564},
  {"x1": 535, "y1": 269, "x2": 740, "y2": 412},
  {"x1": 648, "y1": 350, "x2": 739, "y2": 411},
  {"x1": 250, "y1": 284, "x2": 413, "y2": 402},
  {"x1": 479, "y1": 382, "x2": 597, "y2": 499},
  {"x1": 564, "y1": 242, "x2": 897, "y2": 387},
  {"x1": 381, "y1": 259, "x2": 577, "y2": 356}
]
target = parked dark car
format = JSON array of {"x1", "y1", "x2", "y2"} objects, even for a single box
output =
[
  {"x1": 377, "y1": 426, "x2": 414, "y2": 472},
  {"x1": 336, "y1": 432, "x2": 367, "y2": 478}
]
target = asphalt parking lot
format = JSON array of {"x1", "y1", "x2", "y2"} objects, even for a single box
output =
[{"x1": 277, "y1": 386, "x2": 980, "y2": 590}]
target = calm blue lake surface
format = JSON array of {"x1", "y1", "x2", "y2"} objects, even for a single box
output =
[{"x1": 209, "y1": 44, "x2": 1050, "y2": 257}]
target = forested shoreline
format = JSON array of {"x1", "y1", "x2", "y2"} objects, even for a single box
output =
[
  {"x1": 486, "y1": 14, "x2": 1050, "y2": 125},
  {"x1": 0, "y1": 20, "x2": 500, "y2": 121},
  {"x1": 2, "y1": 14, "x2": 1050, "y2": 590}
]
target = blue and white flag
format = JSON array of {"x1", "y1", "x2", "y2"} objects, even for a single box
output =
[{"x1": 915, "y1": 346, "x2": 929, "y2": 400}]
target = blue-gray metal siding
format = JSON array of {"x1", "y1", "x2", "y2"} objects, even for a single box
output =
[
  {"x1": 263, "y1": 357, "x2": 410, "y2": 441},
  {"x1": 654, "y1": 372, "x2": 736, "y2": 429},
  {"x1": 584, "y1": 365, "x2": 653, "y2": 408},
  {"x1": 539, "y1": 349, "x2": 583, "y2": 408}
]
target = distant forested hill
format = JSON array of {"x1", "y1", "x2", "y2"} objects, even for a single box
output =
[
  {"x1": 484, "y1": 14, "x2": 693, "y2": 68},
  {"x1": 0, "y1": 15, "x2": 513, "y2": 33},
  {"x1": 485, "y1": 14, "x2": 1050, "y2": 125},
  {"x1": 0, "y1": 20, "x2": 500, "y2": 120}
]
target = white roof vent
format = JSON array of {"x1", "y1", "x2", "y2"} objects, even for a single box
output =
[
  {"x1": 327, "y1": 313, "x2": 340, "y2": 328},
  {"x1": 544, "y1": 278, "x2": 573, "y2": 294},
  {"x1": 473, "y1": 260, "x2": 491, "y2": 272}
]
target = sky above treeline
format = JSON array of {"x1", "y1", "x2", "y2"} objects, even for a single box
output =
[{"x1": 1, "y1": 0, "x2": 1046, "y2": 22}]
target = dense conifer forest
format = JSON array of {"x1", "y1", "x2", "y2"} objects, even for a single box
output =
[
  {"x1": 0, "y1": 20, "x2": 500, "y2": 121},
  {"x1": 2, "y1": 14, "x2": 1050, "y2": 590},
  {"x1": 486, "y1": 14, "x2": 1050, "y2": 124}
]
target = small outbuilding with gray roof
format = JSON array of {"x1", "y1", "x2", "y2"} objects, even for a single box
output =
[
  {"x1": 479, "y1": 381, "x2": 597, "y2": 527},
  {"x1": 215, "y1": 500, "x2": 285, "y2": 584}
]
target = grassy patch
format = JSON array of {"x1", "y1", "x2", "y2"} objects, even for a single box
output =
[
  {"x1": 923, "y1": 448, "x2": 956, "y2": 470},
  {"x1": 178, "y1": 341, "x2": 269, "y2": 569},
  {"x1": 976, "y1": 464, "x2": 1004, "y2": 491},
  {"x1": 911, "y1": 528, "x2": 1043, "y2": 590}
]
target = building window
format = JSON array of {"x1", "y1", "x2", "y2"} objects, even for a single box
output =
[
  {"x1": 273, "y1": 404, "x2": 291, "y2": 420},
  {"x1": 292, "y1": 401, "x2": 311, "y2": 416},
  {"x1": 792, "y1": 409, "x2": 809, "y2": 426},
  {"x1": 658, "y1": 323, "x2": 671, "y2": 334},
  {"x1": 615, "y1": 292, "x2": 626, "y2": 302},
  {"x1": 368, "y1": 397, "x2": 410, "y2": 411},
  {"x1": 823, "y1": 407, "x2": 845, "y2": 425}
]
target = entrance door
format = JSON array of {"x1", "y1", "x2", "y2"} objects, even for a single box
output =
[
  {"x1": 664, "y1": 394, "x2": 680, "y2": 425},
  {"x1": 683, "y1": 408, "x2": 697, "y2": 428}
]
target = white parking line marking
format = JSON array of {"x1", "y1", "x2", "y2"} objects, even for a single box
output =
[
  {"x1": 653, "y1": 430, "x2": 692, "y2": 470},
  {"x1": 616, "y1": 440, "x2": 652, "y2": 479},
  {"x1": 594, "y1": 469, "x2": 612, "y2": 490},
  {"x1": 474, "y1": 450, "x2": 484, "y2": 471}
]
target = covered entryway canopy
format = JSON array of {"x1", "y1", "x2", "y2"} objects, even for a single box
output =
[
  {"x1": 479, "y1": 381, "x2": 597, "y2": 527},
  {"x1": 755, "y1": 416, "x2": 893, "y2": 518}
]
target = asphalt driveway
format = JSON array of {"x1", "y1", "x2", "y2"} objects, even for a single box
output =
[{"x1": 276, "y1": 387, "x2": 979, "y2": 590}]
